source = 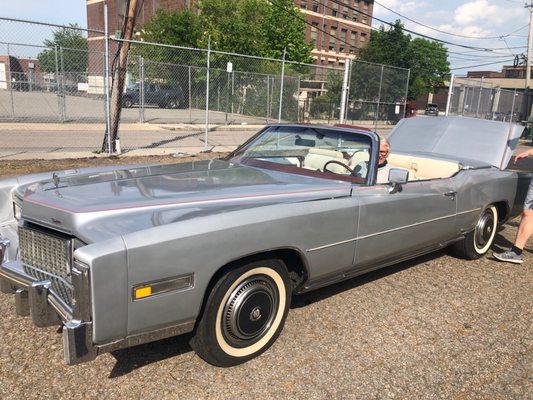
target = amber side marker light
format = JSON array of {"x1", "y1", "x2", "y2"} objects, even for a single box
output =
[
  {"x1": 134, "y1": 286, "x2": 152, "y2": 299},
  {"x1": 132, "y1": 274, "x2": 194, "y2": 301}
]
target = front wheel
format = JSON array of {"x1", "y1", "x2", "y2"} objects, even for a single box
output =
[
  {"x1": 122, "y1": 98, "x2": 134, "y2": 108},
  {"x1": 452, "y1": 205, "x2": 498, "y2": 259},
  {"x1": 191, "y1": 259, "x2": 291, "y2": 367},
  {"x1": 167, "y1": 99, "x2": 179, "y2": 109}
]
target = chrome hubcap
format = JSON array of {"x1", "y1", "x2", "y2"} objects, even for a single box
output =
[
  {"x1": 475, "y1": 209, "x2": 494, "y2": 249},
  {"x1": 222, "y1": 275, "x2": 278, "y2": 347}
]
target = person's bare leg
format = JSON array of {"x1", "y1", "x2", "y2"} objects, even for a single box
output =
[{"x1": 515, "y1": 209, "x2": 533, "y2": 250}]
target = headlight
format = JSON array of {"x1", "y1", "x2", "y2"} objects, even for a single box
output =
[{"x1": 13, "y1": 202, "x2": 21, "y2": 221}]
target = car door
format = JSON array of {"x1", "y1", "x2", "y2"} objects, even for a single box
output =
[{"x1": 353, "y1": 178, "x2": 458, "y2": 269}]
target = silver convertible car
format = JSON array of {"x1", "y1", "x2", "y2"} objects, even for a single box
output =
[{"x1": 0, "y1": 116, "x2": 530, "y2": 367}]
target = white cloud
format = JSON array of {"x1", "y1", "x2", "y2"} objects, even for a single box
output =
[{"x1": 454, "y1": 0, "x2": 524, "y2": 27}]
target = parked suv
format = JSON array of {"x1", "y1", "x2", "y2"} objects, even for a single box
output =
[
  {"x1": 122, "y1": 82, "x2": 185, "y2": 109},
  {"x1": 424, "y1": 103, "x2": 439, "y2": 116}
]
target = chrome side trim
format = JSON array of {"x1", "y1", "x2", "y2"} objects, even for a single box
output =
[
  {"x1": 97, "y1": 320, "x2": 196, "y2": 354},
  {"x1": 456, "y1": 208, "x2": 482, "y2": 216},
  {"x1": 307, "y1": 237, "x2": 359, "y2": 252},
  {"x1": 307, "y1": 208, "x2": 482, "y2": 252}
]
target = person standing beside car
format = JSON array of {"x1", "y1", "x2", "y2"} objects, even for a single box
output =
[{"x1": 493, "y1": 148, "x2": 533, "y2": 264}]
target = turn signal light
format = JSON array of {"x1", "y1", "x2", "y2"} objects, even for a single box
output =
[{"x1": 134, "y1": 286, "x2": 152, "y2": 300}]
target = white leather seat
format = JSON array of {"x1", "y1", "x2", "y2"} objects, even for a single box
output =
[
  {"x1": 302, "y1": 148, "x2": 346, "y2": 173},
  {"x1": 388, "y1": 153, "x2": 460, "y2": 181}
]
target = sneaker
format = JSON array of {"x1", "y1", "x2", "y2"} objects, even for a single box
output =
[{"x1": 493, "y1": 250, "x2": 524, "y2": 264}]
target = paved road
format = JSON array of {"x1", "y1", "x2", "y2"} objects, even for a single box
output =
[
  {"x1": 0, "y1": 124, "x2": 260, "y2": 159},
  {"x1": 0, "y1": 90, "x2": 271, "y2": 125},
  {"x1": 0, "y1": 217, "x2": 530, "y2": 399}
]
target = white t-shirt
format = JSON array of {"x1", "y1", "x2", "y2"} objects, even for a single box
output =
[{"x1": 376, "y1": 163, "x2": 391, "y2": 184}]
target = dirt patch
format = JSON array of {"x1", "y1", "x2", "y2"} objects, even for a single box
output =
[{"x1": 0, "y1": 152, "x2": 228, "y2": 180}]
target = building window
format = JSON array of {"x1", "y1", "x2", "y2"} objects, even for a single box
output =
[
  {"x1": 360, "y1": 33, "x2": 367, "y2": 42},
  {"x1": 331, "y1": 2, "x2": 338, "y2": 16},
  {"x1": 311, "y1": 23, "x2": 318, "y2": 46},
  {"x1": 342, "y1": 7, "x2": 349, "y2": 19},
  {"x1": 330, "y1": 26, "x2": 338, "y2": 51},
  {"x1": 300, "y1": 0, "x2": 307, "y2": 9},
  {"x1": 341, "y1": 28, "x2": 348, "y2": 52},
  {"x1": 350, "y1": 31, "x2": 357, "y2": 47},
  {"x1": 312, "y1": 1, "x2": 319, "y2": 12}
]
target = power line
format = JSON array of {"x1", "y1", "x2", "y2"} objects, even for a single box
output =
[
  {"x1": 328, "y1": 0, "x2": 527, "y2": 52},
  {"x1": 374, "y1": 0, "x2": 527, "y2": 40},
  {"x1": 450, "y1": 59, "x2": 515, "y2": 70}
]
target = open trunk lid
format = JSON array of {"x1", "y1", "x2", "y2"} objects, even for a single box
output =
[{"x1": 388, "y1": 116, "x2": 523, "y2": 169}]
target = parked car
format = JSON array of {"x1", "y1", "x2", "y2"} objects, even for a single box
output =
[
  {"x1": 424, "y1": 103, "x2": 439, "y2": 116},
  {"x1": 122, "y1": 82, "x2": 185, "y2": 109},
  {"x1": 0, "y1": 117, "x2": 530, "y2": 367}
]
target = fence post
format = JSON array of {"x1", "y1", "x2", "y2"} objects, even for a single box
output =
[
  {"x1": 204, "y1": 36, "x2": 211, "y2": 151},
  {"x1": 188, "y1": 66, "x2": 192, "y2": 123},
  {"x1": 462, "y1": 86, "x2": 468, "y2": 115},
  {"x1": 475, "y1": 77, "x2": 484, "y2": 117},
  {"x1": 278, "y1": 48, "x2": 286, "y2": 123},
  {"x1": 445, "y1": 74, "x2": 455, "y2": 116},
  {"x1": 339, "y1": 59, "x2": 350, "y2": 124},
  {"x1": 266, "y1": 75, "x2": 270, "y2": 122},
  {"x1": 138, "y1": 56, "x2": 143, "y2": 123},
  {"x1": 297, "y1": 76, "x2": 301, "y2": 122},
  {"x1": 54, "y1": 46, "x2": 63, "y2": 122},
  {"x1": 375, "y1": 65, "x2": 384, "y2": 131},
  {"x1": 103, "y1": 3, "x2": 112, "y2": 155},
  {"x1": 510, "y1": 89, "x2": 517, "y2": 124},
  {"x1": 231, "y1": 71, "x2": 235, "y2": 114},
  {"x1": 59, "y1": 46, "x2": 66, "y2": 122},
  {"x1": 6, "y1": 43, "x2": 15, "y2": 119},
  {"x1": 403, "y1": 68, "x2": 411, "y2": 119}
]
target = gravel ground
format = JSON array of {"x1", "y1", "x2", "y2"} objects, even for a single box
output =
[{"x1": 0, "y1": 155, "x2": 531, "y2": 400}]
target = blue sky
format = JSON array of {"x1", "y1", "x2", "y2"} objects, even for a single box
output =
[
  {"x1": 0, "y1": 0, "x2": 530, "y2": 73},
  {"x1": 373, "y1": 0, "x2": 531, "y2": 73}
]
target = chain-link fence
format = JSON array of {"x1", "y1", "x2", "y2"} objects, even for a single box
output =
[
  {"x1": 0, "y1": 16, "x2": 409, "y2": 156},
  {"x1": 447, "y1": 77, "x2": 526, "y2": 123}
]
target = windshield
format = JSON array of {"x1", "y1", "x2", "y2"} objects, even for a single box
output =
[{"x1": 229, "y1": 126, "x2": 373, "y2": 183}]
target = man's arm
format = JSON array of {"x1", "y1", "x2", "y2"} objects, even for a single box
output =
[{"x1": 515, "y1": 148, "x2": 533, "y2": 161}]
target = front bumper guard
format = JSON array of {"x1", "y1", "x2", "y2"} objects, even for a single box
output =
[
  {"x1": 1, "y1": 259, "x2": 196, "y2": 366},
  {"x1": 0, "y1": 260, "x2": 96, "y2": 365}
]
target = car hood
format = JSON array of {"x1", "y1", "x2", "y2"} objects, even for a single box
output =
[
  {"x1": 19, "y1": 159, "x2": 351, "y2": 243},
  {"x1": 389, "y1": 116, "x2": 523, "y2": 169}
]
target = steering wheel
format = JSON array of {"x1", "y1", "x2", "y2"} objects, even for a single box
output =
[{"x1": 323, "y1": 160, "x2": 355, "y2": 175}]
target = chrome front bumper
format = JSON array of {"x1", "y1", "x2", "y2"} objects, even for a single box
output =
[
  {"x1": 1, "y1": 258, "x2": 197, "y2": 366},
  {"x1": 0, "y1": 259, "x2": 96, "y2": 365}
]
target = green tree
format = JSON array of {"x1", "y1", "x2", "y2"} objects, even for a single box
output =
[
  {"x1": 132, "y1": 9, "x2": 203, "y2": 63},
  {"x1": 356, "y1": 20, "x2": 449, "y2": 100},
  {"x1": 260, "y1": 0, "x2": 313, "y2": 63},
  {"x1": 37, "y1": 24, "x2": 88, "y2": 73}
]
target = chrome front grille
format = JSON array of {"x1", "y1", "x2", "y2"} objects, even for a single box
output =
[{"x1": 19, "y1": 226, "x2": 73, "y2": 306}]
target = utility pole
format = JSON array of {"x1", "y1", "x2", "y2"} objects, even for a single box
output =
[
  {"x1": 102, "y1": 0, "x2": 139, "y2": 154},
  {"x1": 526, "y1": 1, "x2": 533, "y2": 88}
]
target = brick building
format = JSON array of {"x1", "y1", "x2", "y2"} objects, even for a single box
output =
[
  {"x1": 86, "y1": 0, "x2": 374, "y2": 69},
  {"x1": 297, "y1": 0, "x2": 373, "y2": 67}
]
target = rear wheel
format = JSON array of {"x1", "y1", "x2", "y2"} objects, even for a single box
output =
[
  {"x1": 191, "y1": 259, "x2": 291, "y2": 367},
  {"x1": 452, "y1": 205, "x2": 498, "y2": 259}
]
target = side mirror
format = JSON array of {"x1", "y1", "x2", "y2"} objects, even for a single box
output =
[{"x1": 387, "y1": 168, "x2": 409, "y2": 194}]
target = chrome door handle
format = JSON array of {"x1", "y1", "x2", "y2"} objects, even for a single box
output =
[{"x1": 443, "y1": 191, "x2": 457, "y2": 198}]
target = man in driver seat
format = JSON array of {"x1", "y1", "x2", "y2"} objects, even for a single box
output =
[{"x1": 376, "y1": 138, "x2": 392, "y2": 184}]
